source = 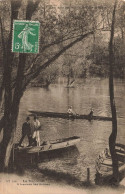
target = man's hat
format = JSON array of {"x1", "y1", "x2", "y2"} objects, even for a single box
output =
[{"x1": 26, "y1": 116, "x2": 30, "y2": 121}]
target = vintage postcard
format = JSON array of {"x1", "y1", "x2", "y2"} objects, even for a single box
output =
[{"x1": 0, "y1": 0, "x2": 125, "y2": 194}]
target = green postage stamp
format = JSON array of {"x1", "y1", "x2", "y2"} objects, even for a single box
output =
[{"x1": 12, "y1": 20, "x2": 40, "y2": 53}]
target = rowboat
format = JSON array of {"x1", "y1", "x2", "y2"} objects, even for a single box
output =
[
  {"x1": 14, "y1": 136, "x2": 80, "y2": 154},
  {"x1": 29, "y1": 110, "x2": 112, "y2": 121},
  {"x1": 13, "y1": 136, "x2": 80, "y2": 168},
  {"x1": 95, "y1": 144, "x2": 125, "y2": 184}
]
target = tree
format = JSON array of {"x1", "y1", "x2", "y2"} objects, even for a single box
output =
[
  {"x1": 0, "y1": 0, "x2": 41, "y2": 171},
  {"x1": 35, "y1": 63, "x2": 59, "y2": 88},
  {"x1": 61, "y1": 51, "x2": 76, "y2": 86},
  {"x1": 108, "y1": 0, "x2": 119, "y2": 183},
  {"x1": 87, "y1": 0, "x2": 125, "y2": 78}
]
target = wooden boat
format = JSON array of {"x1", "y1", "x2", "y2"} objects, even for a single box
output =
[
  {"x1": 29, "y1": 110, "x2": 112, "y2": 121},
  {"x1": 14, "y1": 136, "x2": 80, "y2": 154},
  {"x1": 95, "y1": 145, "x2": 125, "y2": 184}
]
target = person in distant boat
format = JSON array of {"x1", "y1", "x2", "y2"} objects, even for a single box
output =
[
  {"x1": 32, "y1": 115, "x2": 41, "y2": 146},
  {"x1": 67, "y1": 106, "x2": 76, "y2": 115},
  {"x1": 88, "y1": 108, "x2": 94, "y2": 119},
  {"x1": 18, "y1": 116, "x2": 32, "y2": 147}
]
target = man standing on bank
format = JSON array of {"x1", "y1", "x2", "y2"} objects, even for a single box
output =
[{"x1": 18, "y1": 116, "x2": 32, "y2": 147}]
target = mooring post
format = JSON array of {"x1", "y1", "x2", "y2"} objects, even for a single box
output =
[{"x1": 87, "y1": 168, "x2": 90, "y2": 182}]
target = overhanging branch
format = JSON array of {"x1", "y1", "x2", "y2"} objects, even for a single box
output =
[{"x1": 24, "y1": 31, "x2": 94, "y2": 88}]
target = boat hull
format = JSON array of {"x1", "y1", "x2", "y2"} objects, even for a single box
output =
[
  {"x1": 15, "y1": 136, "x2": 80, "y2": 154},
  {"x1": 29, "y1": 110, "x2": 112, "y2": 121},
  {"x1": 95, "y1": 145, "x2": 125, "y2": 184}
]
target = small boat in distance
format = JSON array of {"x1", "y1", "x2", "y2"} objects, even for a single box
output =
[{"x1": 29, "y1": 110, "x2": 112, "y2": 121}]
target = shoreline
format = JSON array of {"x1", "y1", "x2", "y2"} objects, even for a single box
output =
[{"x1": 0, "y1": 168, "x2": 125, "y2": 194}]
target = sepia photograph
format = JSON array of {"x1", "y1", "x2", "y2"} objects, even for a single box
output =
[{"x1": 0, "y1": 0, "x2": 125, "y2": 193}]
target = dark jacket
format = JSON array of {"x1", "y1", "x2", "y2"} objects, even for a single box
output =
[{"x1": 22, "y1": 122, "x2": 31, "y2": 136}]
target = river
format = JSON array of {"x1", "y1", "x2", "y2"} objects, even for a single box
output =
[{"x1": 16, "y1": 77, "x2": 125, "y2": 183}]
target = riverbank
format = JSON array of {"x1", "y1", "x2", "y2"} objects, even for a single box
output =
[{"x1": 0, "y1": 170, "x2": 125, "y2": 194}]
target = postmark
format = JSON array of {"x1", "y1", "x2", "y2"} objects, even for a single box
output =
[{"x1": 12, "y1": 20, "x2": 40, "y2": 53}]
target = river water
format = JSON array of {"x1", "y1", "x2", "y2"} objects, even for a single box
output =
[{"x1": 16, "y1": 78, "x2": 125, "y2": 183}]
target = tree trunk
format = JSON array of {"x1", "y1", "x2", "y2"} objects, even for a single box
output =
[
  {"x1": 0, "y1": 1, "x2": 19, "y2": 171},
  {"x1": 0, "y1": 17, "x2": 6, "y2": 112},
  {"x1": 0, "y1": 86, "x2": 5, "y2": 112},
  {"x1": 109, "y1": 0, "x2": 119, "y2": 182},
  {"x1": 0, "y1": 53, "x2": 26, "y2": 171},
  {"x1": 0, "y1": 0, "x2": 41, "y2": 171},
  {"x1": 3, "y1": 53, "x2": 26, "y2": 170},
  {"x1": 0, "y1": 97, "x2": 22, "y2": 171},
  {"x1": 4, "y1": 98, "x2": 22, "y2": 170}
]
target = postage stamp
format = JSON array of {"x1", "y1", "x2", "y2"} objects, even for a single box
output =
[{"x1": 12, "y1": 20, "x2": 40, "y2": 53}]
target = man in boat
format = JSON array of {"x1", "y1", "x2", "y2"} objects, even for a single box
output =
[
  {"x1": 18, "y1": 116, "x2": 32, "y2": 147},
  {"x1": 32, "y1": 115, "x2": 41, "y2": 146},
  {"x1": 67, "y1": 106, "x2": 76, "y2": 116},
  {"x1": 88, "y1": 108, "x2": 94, "y2": 119}
]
